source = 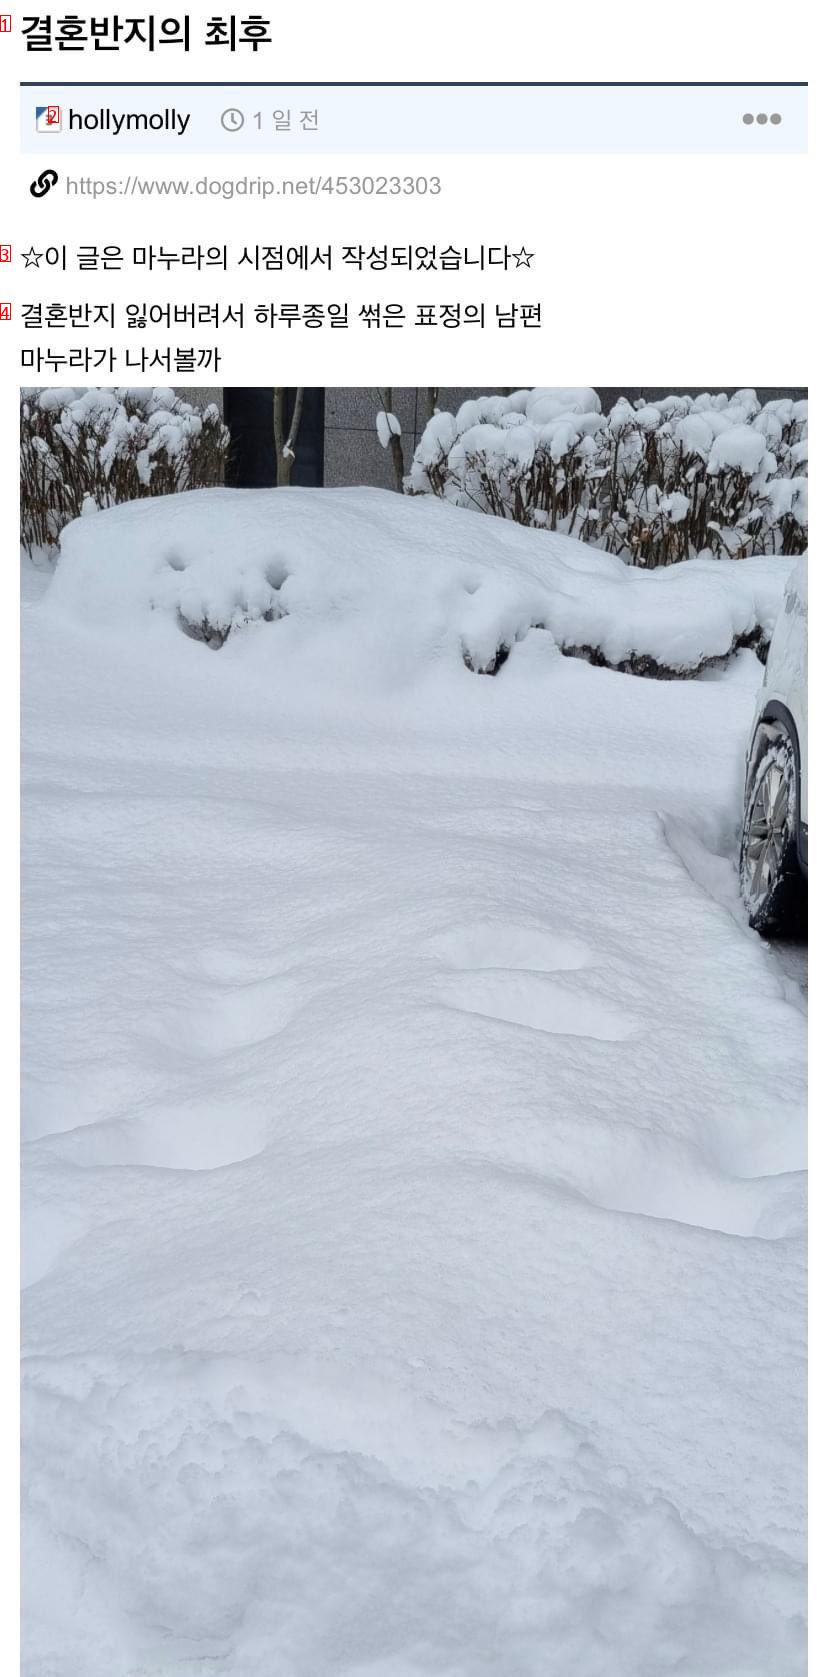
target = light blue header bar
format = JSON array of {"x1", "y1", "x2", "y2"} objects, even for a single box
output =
[{"x1": 21, "y1": 83, "x2": 807, "y2": 154}]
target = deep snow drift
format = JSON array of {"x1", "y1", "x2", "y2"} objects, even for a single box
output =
[{"x1": 22, "y1": 489, "x2": 806, "y2": 1676}]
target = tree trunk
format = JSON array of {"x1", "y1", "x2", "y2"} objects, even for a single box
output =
[
  {"x1": 275, "y1": 388, "x2": 305, "y2": 486},
  {"x1": 380, "y1": 388, "x2": 405, "y2": 492},
  {"x1": 273, "y1": 388, "x2": 285, "y2": 481}
]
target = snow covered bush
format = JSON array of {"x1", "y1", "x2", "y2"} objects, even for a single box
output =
[
  {"x1": 408, "y1": 389, "x2": 808, "y2": 567},
  {"x1": 20, "y1": 387, "x2": 229, "y2": 551}
]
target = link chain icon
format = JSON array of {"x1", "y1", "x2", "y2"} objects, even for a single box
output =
[{"x1": 30, "y1": 169, "x2": 59, "y2": 198}]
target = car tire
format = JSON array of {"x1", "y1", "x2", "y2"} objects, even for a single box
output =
[{"x1": 739, "y1": 730, "x2": 806, "y2": 937}]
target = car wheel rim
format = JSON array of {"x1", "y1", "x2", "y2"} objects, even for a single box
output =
[{"x1": 745, "y1": 760, "x2": 789, "y2": 899}]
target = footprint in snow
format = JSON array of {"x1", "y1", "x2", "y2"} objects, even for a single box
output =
[
  {"x1": 145, "y1": 973, "x2": 299, "y2": 1058},
  {"x1": 433, "y1": 922, "x2": 634, "y2": 1043},
  {"x1": 434, "y1": 922, "x2": 591, "y2": 975},
  {"x1": 37, "y1": 1100, "x2": 269, "y2": 1173},
  {"x1": 172, "y1": 945, "x2": 288, "y2": 985},
  {"x1": 438, "y1": 969, "x2": 634, "y2": 1042}
]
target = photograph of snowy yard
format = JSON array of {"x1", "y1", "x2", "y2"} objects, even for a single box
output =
[{"x1": 21, "y1": 387, "x2": 807, "y2": 1675}]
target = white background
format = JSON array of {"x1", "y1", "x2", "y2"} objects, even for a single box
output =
[
  {"x1": 2, "y1": 4, "x2": 820, "y2": 1667},
  {"x1": 2, "y1": 145, "x2": 812, "y2": 392}
]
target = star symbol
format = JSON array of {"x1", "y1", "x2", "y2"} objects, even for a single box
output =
[
  {"x1": 511, "y1": 247, "x2": 534, "y2": 268},
  {"x1": 23, "y1": 247, "x2": 43, "y2": 268}
]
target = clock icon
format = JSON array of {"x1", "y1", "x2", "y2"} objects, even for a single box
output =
[{"x1": 220, "y1": 108, "x2": 245, "y2": 132}]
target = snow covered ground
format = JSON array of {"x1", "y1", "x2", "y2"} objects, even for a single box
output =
[{"x1": 21, "y1": 490, "x2": 806, "y2": 1676}]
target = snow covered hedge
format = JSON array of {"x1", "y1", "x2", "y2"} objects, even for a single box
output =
[
  {"x1": 21, "y1": 387, "x2": 229, "y2": 551},
  {"x1": 48, "y1": 486, "x2": 793, "y2": 681},
  {"x1": 408, "y1": 389, "x2": 808, "y2": 567}
]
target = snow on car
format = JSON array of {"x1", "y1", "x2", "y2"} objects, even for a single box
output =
[
  {"x1": 22, "y1": 489, "x2": 806, "y2": 1677},
  {"x1": 739, "y1": 554, "x2": 808, "y2": 934}
]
